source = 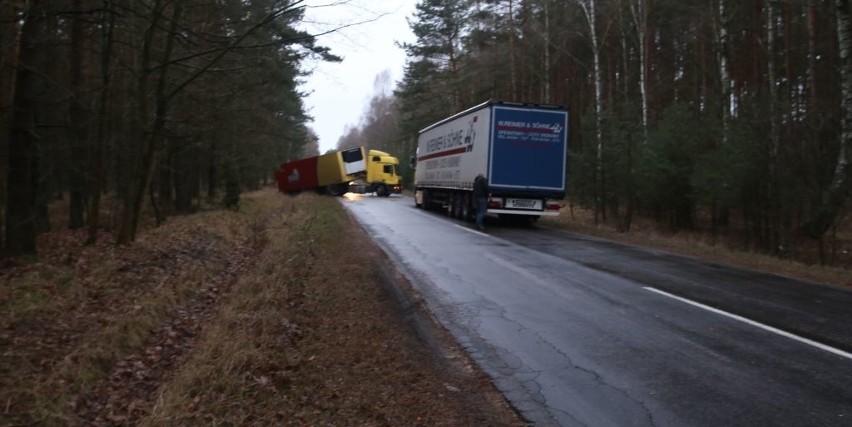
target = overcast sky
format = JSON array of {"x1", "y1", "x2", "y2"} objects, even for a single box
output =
[{"x1": 301, "y1": 1, "x2": 417, "y2": 153}]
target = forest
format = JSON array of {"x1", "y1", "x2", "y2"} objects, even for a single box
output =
[
  {"x1": 339, "y1": 0, "x2": 852, "y2": 266},
  {"x1": 0, "y1": 0, "x2": 333, "y2": 255},
  {"x1": 1, "y1": 0, "x2": 851, "y2": 267}
]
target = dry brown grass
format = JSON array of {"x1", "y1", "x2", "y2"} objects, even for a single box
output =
[
  {"x1": 1, "y1": 194, "x2": 259, "y2": 425},
  {"x1": 141, "y1": 193, "x2": 521, "y2": 426},
  {"x1": 543, "y1": 205, "x2": 851, "y2": 287},
  {"x1": 1, "y1": 188, "x2": 522, "y2": 426}
]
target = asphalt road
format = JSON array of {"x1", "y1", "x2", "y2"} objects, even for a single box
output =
[{"x1": 339, "y1": 193, "x2": 852, "y2": 427}]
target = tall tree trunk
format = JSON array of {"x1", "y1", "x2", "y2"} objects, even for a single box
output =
[
  {"x1": 207, "y1": 140, "x2": 218, "y2": 200},
  {"x1": 5, "y1": 0, "x2": 48, "y2": 255},
  {"x1": 767, "y1": 0, "x2": 779, "y2": 170},
  {"x1": 543, "y1": 0, "x2": 552, "y2": 103},
  {"x1": 117, "y1": 0, "x2": 161, "y2": 244},
  {"x1": 716, "y1": 0, "x2": 732, "y2": 145},
  {"x1": 808, "y1": 0, "x2": 819, "y2": 105},
  {"x1": 68, "y1": 0, "x2": 89, "y2": 229},
  {"x1": 508, "y1": 0, "x2": 518, "y2": 100},
  {"x1": 804, "y1": 0, "x2": 852, "y2": 239},
  {"x1": 118, "y1": 0, "x2": 183, "y2": 244},
  {"x1": 174, "y1": 139, "x2": 196, "y2": 213},
  {"x1": 578, "y1": 0, "x2": 606, "y2": 223},
  {"x1": 0, "y1": 1, "x2": 19, "y2": 238},
  {"x1": 157, "y1": 145, "x2": 173, "y2": 217},
  {"x1": 87, "y1": 0, "x2": 115, "y2": 245},
  {"x1": 620, "y1": 8, "x2": 631, "y2": 105},
  {"x1": 713, "y1": 0, "x2": 733, "y2": 227},
  {"x1": 629, "y1": 0, "x2": 650, "y2": 138},
  {"x1": 765, "y1": 0, "x2": 787, "y2": 255}
]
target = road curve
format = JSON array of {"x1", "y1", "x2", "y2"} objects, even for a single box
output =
[{"x1": 340, "y1": 193, "x2": 852, "y2": 427}]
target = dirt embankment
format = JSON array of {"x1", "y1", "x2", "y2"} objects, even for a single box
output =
[{"x1": 0, "y1": 189, "x2": 524, "y2": 426}]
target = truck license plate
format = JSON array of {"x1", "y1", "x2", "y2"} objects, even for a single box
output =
[{"x1": 506, "y1": 198, "x2": 542, "y2": 210}]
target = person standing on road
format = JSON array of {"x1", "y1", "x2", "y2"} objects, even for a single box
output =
[{"x1": 473, "y1": 173, "x2": 489, "y2": 230}]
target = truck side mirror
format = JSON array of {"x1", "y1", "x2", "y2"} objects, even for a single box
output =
[{"x1": 410, "y1": 155, "x2": 416, "y2": 168}]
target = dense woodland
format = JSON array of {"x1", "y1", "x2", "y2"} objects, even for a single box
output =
[
  {"x1": 0, "y1": 0, "x2": 333, "y2": 255},
  {"x1": 340, "y1": 0, "x2": 852, "y2": 265},
  {"x1": 2, "y1": 0, "x2": 851, "y2": 267}
]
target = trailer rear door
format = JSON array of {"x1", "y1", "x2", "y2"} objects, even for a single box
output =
[{"x1": 489, "y1": 106, "x2": 568, "y2": 196}]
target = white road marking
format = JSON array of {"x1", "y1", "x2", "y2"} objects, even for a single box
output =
[
  {"x1": 453, "y1": 222, "x2": 489, "y2": 237},
  {"x1": 644, "y1": 287, "x2": 852, "y2": 361}
]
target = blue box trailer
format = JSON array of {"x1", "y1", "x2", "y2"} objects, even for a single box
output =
[{"x1": 413, "y1": 100, "x2": 568, "y2": 222}]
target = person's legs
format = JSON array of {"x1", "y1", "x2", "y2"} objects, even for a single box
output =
[{"x1": 475, "y1": 197, "x2": 487, "y2": 229}]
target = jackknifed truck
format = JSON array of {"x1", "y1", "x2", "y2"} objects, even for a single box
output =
[
  {"x1": 412, "y1": 100, "x2": 568, "y2": 222},
  {"x1": 275, "y1": 147, "x2": 401, "y2": 197}
]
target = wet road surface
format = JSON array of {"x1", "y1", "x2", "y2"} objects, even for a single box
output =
[{"x1": 340, "y1": 193, "x2": 852, "y2": 427}]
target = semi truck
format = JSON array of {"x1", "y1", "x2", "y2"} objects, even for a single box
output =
[
  {"x1": 275, "y1": 147, "x2": 401, "y2": 197},
  {"x1": 412, "y1": 100, "x2": 568, "y2": 222}
]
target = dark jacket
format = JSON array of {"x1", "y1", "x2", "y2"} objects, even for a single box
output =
[{"x1": 473, "y1": 175, "x2": 489, "y2": 198}]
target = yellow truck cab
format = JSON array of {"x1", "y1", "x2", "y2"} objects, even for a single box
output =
[{"x1": 363, "y1": 149, "x2": 402, "y2": 196}]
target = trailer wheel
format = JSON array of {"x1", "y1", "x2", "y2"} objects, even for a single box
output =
[
  {"x1": 453, "y1": 194, "x2": 464, "y2": 219},
  {"x1": 451, "y1": 192, "x2": 462, "y2": 218},
  {"x1": 461, "y1": 193, "x2": 472, "y2": 221}
]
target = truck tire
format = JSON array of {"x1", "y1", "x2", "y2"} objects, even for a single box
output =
[
  {"x1": 327, "y1": 184, "x2": 348, "y2": 197},
  {"x1": 375, "y1": 184, "x2": 388, "y2": 197},
  {"x1": 461, "y1": 193, "x2": 472, "y2": 221},
  {"x1": 453, "y1": 194, "x2": 463, "y2": 219}
]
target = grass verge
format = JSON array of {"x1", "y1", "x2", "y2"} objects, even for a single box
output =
[
  {"x1": 1, "y1": 188, "x2": 521, "y2": 426},
  {"x1": 1, "y1": 193, "x2": 265, "y2": 425},
  {"x1": 543, "y1": 206, "x2": 851, "y2": 287},
  {"x1": 141, "y1": 193, "x2": 521, "y2": 426}
]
